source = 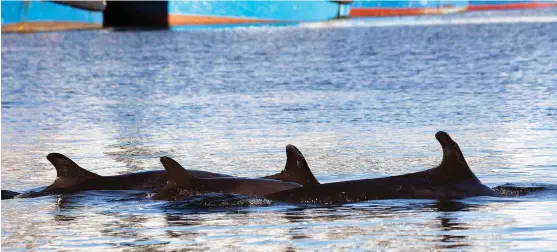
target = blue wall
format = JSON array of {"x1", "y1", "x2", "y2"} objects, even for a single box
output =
[
  {"x1": 168, "y1": 1, "x2": 340, "y2": 22},
  {"x1": 350, "y1": 0, "x2": 468, "y2": 9}
]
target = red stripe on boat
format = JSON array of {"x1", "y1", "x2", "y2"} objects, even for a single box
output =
[{"x1": 467, "y1": 2, "x2": 557, "y2": 11}]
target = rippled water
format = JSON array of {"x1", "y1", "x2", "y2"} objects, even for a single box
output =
[{"x1": 2, "y1": 9, "x2": 557, "y2": 250}]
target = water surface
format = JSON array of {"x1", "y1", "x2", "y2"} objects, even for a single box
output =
[{"x1": 2, "y1": 9, "x2": 557, "y2": 250}]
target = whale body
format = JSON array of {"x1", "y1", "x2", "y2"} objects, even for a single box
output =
[
  {"x1": 266, "y1": 131, "x2": 500, "y2": 204},
  {"x1": 3, "y1": 145, "x2": 319, "y2": 199}
]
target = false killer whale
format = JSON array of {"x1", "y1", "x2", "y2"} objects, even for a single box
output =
[
  {"x1": 265, "y1": 131, "x2": 500, "y2": 204},
  {"x1": 2, "y1": 145, "x2": 319, "y2": 200},
  {"x1": 152, "y1": 155, "x2": 303, "y2": 200}
]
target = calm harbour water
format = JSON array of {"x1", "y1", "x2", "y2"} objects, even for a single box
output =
[{"x1": 2, "y1": 9, "x2": 557, "y2": 251}]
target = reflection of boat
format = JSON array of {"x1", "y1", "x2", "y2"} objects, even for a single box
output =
[
  {"x1": 467, "y1": 0, "x2": 557, "y2": 11},
  {"x1": 1, "y1": 1, "x2": 104, "y2": 33},
  {"x1": 349, "y1": 0, "x2": 468, "y2": 17}
]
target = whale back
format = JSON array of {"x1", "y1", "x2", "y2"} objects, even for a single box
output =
[
  {"x1": 43, "y1": 153, "x2": 102, "y2": 193},
  {"x1": 265, "y1": 132, "x2": 499, "y2": 204},
  {"x1": 263, "y1": 144, "x2": 320, "y2": 186}
]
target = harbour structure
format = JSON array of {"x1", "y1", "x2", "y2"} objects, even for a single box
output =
[{"x1": 2, "y1": 0, "x2": 557, "y2": 33}]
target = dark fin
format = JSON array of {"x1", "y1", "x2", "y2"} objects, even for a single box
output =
[
  {"x1": 263, "y1": 145, "x2": 320, "y2": 186},
  {"x1": 152, "y1": 156, "x2": 195, "y2": 200},
  {"x1": 1, "y1": 190, "x2": 20, "y2": 200},
  {"x1": 43, "y1": 153, "x2": 101, "y2": 192},
  {"x1": 159, "y1": 156, "x2": 196, "y2": 184},
  {"x1": 433, "y1": 131, "x2": 479, "y2": 182}
]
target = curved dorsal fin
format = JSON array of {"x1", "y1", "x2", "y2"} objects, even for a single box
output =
[
  {"x1": 263, "y1": 145, "x2": 320, "y2": 186},
  {"x1": 433, "y1": 131, "x2": 480, "y2": 183},
  {"x1": 152, "y1": 156, "x2": 195, "y2": 200},
  {"x1": 43, "y1": 153, "x2": 101, "y2": 192},
  {"x1": 159, "y1": 156, "x2": 195, "y2": 185}
]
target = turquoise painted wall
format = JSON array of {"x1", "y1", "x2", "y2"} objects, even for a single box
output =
[
  {"x1": 350, "y1": 0, "x2": 468, "y2": 9},
  {"x1": 168, "y1": 1, "x2": 340, "y2": 22}
]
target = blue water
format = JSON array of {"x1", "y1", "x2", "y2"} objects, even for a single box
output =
[{"x1": 2, "y1": 9, "x2": 557, "y2": 250}]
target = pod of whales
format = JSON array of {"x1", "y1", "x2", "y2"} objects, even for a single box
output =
[
  {"x1": 2, "y1": 132, "x2": 501, "y2": 204},
  {"x1": 1, "y1": 145, "x2": 319, "y2": 200},
  {"x1": 265, "y1": 131, "x2": 500, "y2": 204}
]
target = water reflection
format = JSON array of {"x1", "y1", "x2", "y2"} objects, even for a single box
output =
[
  {"x1": 53, "y1": 194, "x2": 84, "y2": 222},
  {"x1": 435, "y1": 200, "x2": 472, "y2": 212},
  {"x1": 7, "y1": 182, "x2": 551, "y2": 250},
  {"x1": 1, "y1": 189, "x2": 548, "y2": 250},
  {"x1": 434, "y1": 201, "x2": 472, "y2": 249},
  {"x1": 275, "y1": 200, "x2": 481, "y2": 249}
]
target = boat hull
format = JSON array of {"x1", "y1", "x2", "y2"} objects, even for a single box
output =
[
  {"x1": 169, "y1": 1, "x2": 342, "y2": 26},
  {"x1": 467, "y1": 0, "x2": 557, "y2": 11},
  {"x1": 1, "y1": 1, "x2": 103, "y2": 33},
  {"x1": 102, "y1": 1, "x2": 343, "y2": 29},
  {"x1": 349, "y1": 0, "x2": 468, "y2": 17}
]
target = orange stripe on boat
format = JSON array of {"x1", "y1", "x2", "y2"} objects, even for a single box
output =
[
  {"x1": 349, "y1": 7, "x2": 450, "y2": 17},
  {"x1": 168, "y1": 15, "x2": 282, "y2": 26},
  {"x1": 467, "y1": 2, "x2": 557, "y2": 11},
  {"x1": 2, "y1": 21, "x2": 101, "y2": 33}
]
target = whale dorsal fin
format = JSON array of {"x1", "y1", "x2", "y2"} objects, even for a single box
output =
[
  {"x1": 159, "y1": 156, "x2": 195, "y2": 184},
  {"x1": 43, "y1": 153, "x2": 101, "y2": 192},
  {"x1": 263, "y1": 145, "x2": 320, "y2": 186},
  {"x1": 152, "y1": 156, "x2": 196, "y2": 200},
  {"x1": 433, "y1": 131, "x2": 480, "y2": 183}
]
